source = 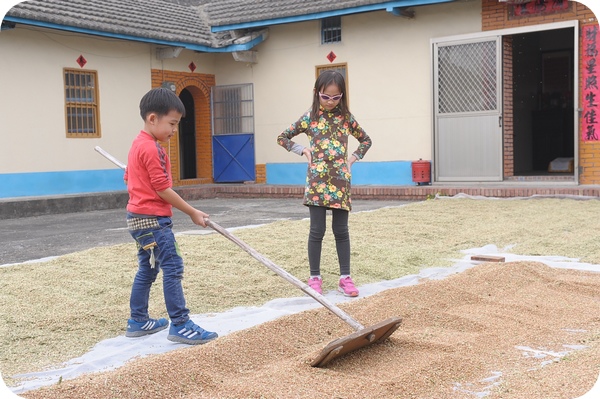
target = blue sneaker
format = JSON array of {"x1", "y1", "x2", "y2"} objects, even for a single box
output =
[
  {"x1": 167, "y1": 320, "x2": 218, "y2": 345},
  {"x1": 126, "y1": 318, "x2": 168, "y2": 337}
]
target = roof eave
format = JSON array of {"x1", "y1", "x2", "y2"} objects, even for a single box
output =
[
  {"x1": 3, "y1": 16, "x2": 266, "y2": 53},
  {"x1": 210, "y1": 0, "x2": 455, "y2": 33}
]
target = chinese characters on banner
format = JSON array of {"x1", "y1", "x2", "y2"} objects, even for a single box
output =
[
  {"x1": 509, "y1": 0, "x2": 569, "y2": 18},
  {"x1": 583, "y1": 24, "x2": 599, "y2": 141}
]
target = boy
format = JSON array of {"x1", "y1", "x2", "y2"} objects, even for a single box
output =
[{"x1": 123, "y1": 87, "x2": 217, "y2": 345}]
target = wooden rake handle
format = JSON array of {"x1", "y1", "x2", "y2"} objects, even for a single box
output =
[
  {"x1": 95, "y1": 146, "x2": 126, "y2": 170},
  {"x1": 93, "y1": 145, "x2": 364, "y2": 331},
  {"x1": 205, "y1": 220, "x2": 365, "y2": 331}
]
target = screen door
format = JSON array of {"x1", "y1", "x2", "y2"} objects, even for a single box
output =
[{"x1": 433, "y1": 36, "x2": 503, "y2": 181}]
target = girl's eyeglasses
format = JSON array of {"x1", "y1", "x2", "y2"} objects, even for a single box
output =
[{"x1": 318, "y1": 92, "x2": 343, "y2": 101}]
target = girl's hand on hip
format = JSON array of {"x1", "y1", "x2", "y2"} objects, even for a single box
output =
[
  {"x1": 349, "y1": 154, "x2": 358, "y2": 165},
  {"x1": 302, "y1": 148, "x2": 312, "y2": 163}
]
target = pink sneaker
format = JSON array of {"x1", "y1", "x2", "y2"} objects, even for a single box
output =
[
  {"x1": 307, "y1": 276, "x2": 323, "y2": 294},
  {"x1": 338, "y1": 276, "x2": 359, "y2": 297}
]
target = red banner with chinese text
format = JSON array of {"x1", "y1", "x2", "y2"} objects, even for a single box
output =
[
  {"x1": 510, "y1": 0, "x2": 569, "y2": 17},
  {"x1": 582, "y1": 24, "x2": 600, "y2": 141}
]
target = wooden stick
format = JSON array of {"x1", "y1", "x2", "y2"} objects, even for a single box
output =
[
  {"x1": 94, "y1": 145, "x2": 365, "y2": 331},
  {"x1": 206, "y1": 219, "x2": 365, "y2": 331},
  {"x1": 95, "y1": 146, "x2": 127, "y2": 170},
  {"x1": 471, "y1": 255, "x2": 505, "y2": 262}
]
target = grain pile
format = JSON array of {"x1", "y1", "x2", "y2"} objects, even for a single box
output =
[
  {"x1": 3, "y1": 197, "x2": 600, "y2": 398},
  {"x1": 19, "y1": 261, "x2": 600, "y2": 399}
]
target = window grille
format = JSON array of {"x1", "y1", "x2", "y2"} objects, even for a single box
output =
[
  {"x1": 64, "y1": 69, "x2": 100, "y2": 137},
  {"x1": 437, "y1": 41, "x2": 497, "y2": 114},
  {"x1": 317, "y1": 64, "x2": 347, "y2": 81},
  {"x1": 321, "y1": 16, "x2": 341, "y2": 44},
  {"x1": 211, "y1": 84, "x2": 254, "y2": 135}
]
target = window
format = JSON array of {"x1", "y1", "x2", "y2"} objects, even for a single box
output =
[
  {"x1": 321, "y1": 16, "x2": 341, "y2": 44},
  {"x1": 64, "y1": 69, "x2": 100, "y2": 137},
  {"x1": 316, "y1": 64, "x2": 347, "y2": 81},
  {"x1": 316, "y1": 63, "x2": 349, "y2": 105},
  {"x1": 211, "y1": 84, "x2": 254, "y2": 135}
]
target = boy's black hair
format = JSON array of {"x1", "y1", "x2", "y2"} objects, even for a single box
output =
[{"x1": 139, "y1": 87, "x2": 186, "y2": 120}]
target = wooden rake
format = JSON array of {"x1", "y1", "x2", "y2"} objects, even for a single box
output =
[{"x1": 94, "y1": 146, "x2": 402, "y2": 367}]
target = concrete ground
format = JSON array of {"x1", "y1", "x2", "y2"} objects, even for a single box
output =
[{"x1": 0, "y1": 198, "x2": 409, "y2": 266}]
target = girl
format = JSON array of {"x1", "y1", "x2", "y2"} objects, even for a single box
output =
[{"x1": 277, "y1": 70, "x2": 372, "y2": 297}]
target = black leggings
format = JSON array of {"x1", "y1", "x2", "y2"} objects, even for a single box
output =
[{"x1": 308, "y1": 206, "x2": 350, "y2": 276}]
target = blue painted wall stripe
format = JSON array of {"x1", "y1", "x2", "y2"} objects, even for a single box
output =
[
  {"x1": 0, "y1": 170, "x2": 126, "y2": 199},
  {"x1": 1, "y1": 161, "x2": 423, "y2": 198},
  {"x1": 266, "y1": 161, "x2": 417, "y2": 186}
]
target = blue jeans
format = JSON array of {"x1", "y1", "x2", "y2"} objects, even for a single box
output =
[{"x1": 128, "y1": 215, "x2": 189, "y2": 325}]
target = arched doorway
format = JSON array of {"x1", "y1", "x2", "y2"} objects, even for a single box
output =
[{"x1": 179, "y1": 88, "x2": 197, "y2": 179}]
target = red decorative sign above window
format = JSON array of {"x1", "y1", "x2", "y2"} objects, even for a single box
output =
[
  {"x1": 326, "y1": 51, "x2": 336, "y2": 63},
  {"x1": 188, "y1": 62, "x2": 196, "y2": 72},
  {"x1": 76, "y1": 55, "x2": 87, "y2": 68},
  {"x1": 582, "y1": 24, "x2": 600, "y2": 141},
  {"x1": 508, "y1": 0, "x2": 569, "y2": 18}
]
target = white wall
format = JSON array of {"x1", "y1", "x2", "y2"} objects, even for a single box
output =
[
  {"x1": 212, "y1": 1, "x2": 482, "y2": 165},
  {"x1": 150, "y1": 48, "x2": 218, "y2": 75},
  {"x1": 0, "y1": 1, "x2": 482, "y2": 176},
  {"x1": 0, "y1": 26, "x2": 154, "y2": 173}
]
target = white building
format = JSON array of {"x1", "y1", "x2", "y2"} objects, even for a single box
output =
[{"x1": 1, "y1": 0, "x2": 598, "y2": 199}]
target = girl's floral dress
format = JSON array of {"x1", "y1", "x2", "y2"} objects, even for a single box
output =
[{"x1": 277, "y1": 105, "x2": 372, "y2": 211}]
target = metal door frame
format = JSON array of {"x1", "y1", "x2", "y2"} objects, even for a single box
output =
[
  {"x1": 433, "y1": 35, "x2": 503, "y2": 182},
  {"x1": 210, "y1": 83, "x2": 256, "y2": 183},
  {"x1": 431, "y1": 20, "x2": 580, "y2": 183}
]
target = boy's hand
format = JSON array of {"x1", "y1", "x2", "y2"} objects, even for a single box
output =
[
  {"x1": 156, "y1": 188, "x2": 209, "y2": 228},
  {"x1": 190, "y1": 210, "x2": 209, "y2": 227}
]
